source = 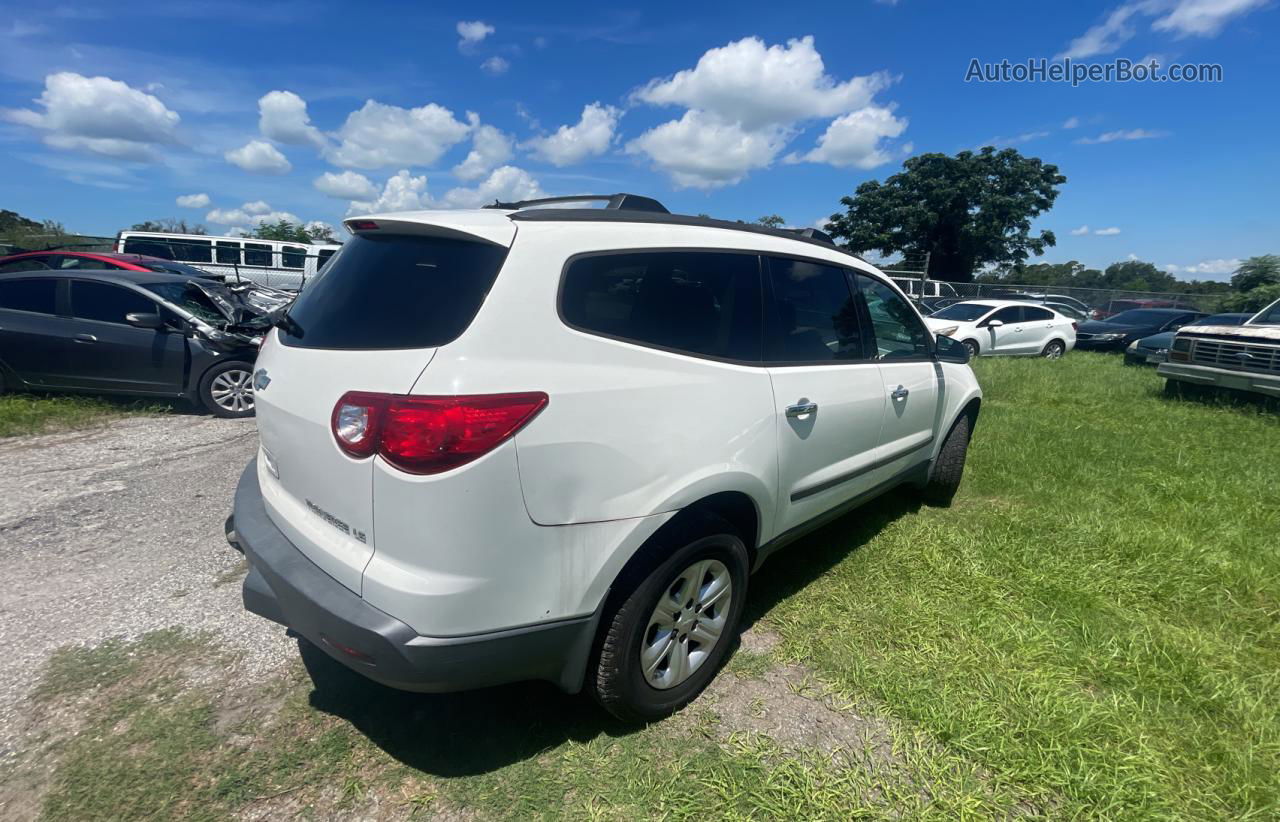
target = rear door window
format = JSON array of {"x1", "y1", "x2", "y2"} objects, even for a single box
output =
[
  {"x1": 0, "y1": 278, "x2": 57, "y2": 313},
  {"x1": 763, "y1": 257, "x2": 863, "y2": 362},
  {"x1": 561, "y1": 250, "x2": 762, "y2": 362},
  {"x1": 1023, "y1": 306, "x2": 1054, "y2": 322},
  {"x1": 280, "y1": 233, "x2": 509, "y2": 350}
]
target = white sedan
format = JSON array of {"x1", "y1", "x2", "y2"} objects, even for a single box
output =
[{"x1": 924, "y1": 300, "x2": 1078, "y2": 359}]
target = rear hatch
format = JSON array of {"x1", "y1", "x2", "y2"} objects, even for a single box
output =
[{"x1": 252, "y1": 215, "x2": 513, "y2": 594}]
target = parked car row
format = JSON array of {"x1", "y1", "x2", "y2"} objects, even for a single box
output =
[{"x1": 0, "y1": 265, "x2": 293, "y2": 417}]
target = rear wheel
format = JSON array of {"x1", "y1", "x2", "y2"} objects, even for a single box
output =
[
  {"x1": 1041, "y1": 339, "x2": 1066, "y2": 359},
  {"x1": 591, "y1": 517, "x2": 749, "y2": 723},
  {"x1": 961, "y1": 339, "x2": 981, "y2": 359},
  {"x1": 922, "y1": 413, "x2": 972, "y2": 507},
  {"x1": 199, "y1": 360, "x2": 256, "y2": 418}
]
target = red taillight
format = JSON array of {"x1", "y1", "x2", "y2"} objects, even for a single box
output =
[
  {"x1": 348, "y1": 219, "x2": 379, "y2": 231},
  {"x1": 330, "y1": 392, "x2": 548, "y2": 475}
]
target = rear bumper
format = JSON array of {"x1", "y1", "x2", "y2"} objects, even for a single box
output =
[
  {"x1": 1157, "y1": 362, "x2": 1280, "y2": 397},
  {"x1": 232, "y1": 458, "x2": 601, "y2": 693}
]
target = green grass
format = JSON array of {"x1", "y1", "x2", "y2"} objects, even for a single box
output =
[
  {"x1": 758, "y1": 352, "x2": 1280, "y2": 819},
  {"x1": 21, "y1": 353, "x2": 1280, "y2": 820},
  {"x1": 0, "y1": 392, "x2": 168, "y2": 437}
]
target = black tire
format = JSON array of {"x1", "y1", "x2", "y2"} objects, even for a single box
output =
[
  {"x1": 922, "y1": 413, "x2": 972, "y2": 507},
  {"x1": 961, "y1": 339, "x2": 981, "y2": 360},
  {"x1": 198, "y1": 360, "x2": 256, "y2": 418},
  {"x1": 1041, "y1": 339, "x2": 1066, "y2": 359},
  {"x1": 591, "y1": 515, "x2": 749, "y2": 723},
  {"x1": 1164, "y1": 379, "x2": 1205, "y2": 400}
]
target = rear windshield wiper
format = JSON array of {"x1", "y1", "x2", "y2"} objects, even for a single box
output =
[{"x1": 275, "y1": 311, "x2": 304, "y2": 338}]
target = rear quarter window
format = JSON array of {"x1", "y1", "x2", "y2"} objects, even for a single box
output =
[
  {"x1": 279, "y1": 234, "x2": 508, "y2": 350},
  {"x1": 560, "y1": 250, "x2": 762, "y2": 362}
]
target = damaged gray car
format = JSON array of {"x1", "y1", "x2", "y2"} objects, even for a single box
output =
[{"x1": 0, "y1": 268, "x2": 295, "y2": 418}]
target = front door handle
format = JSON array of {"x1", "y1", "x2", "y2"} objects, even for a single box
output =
[
  {"x1": 785, "y1": 401, "x2": 818, "y2": 418},
  {"x1": 891, "y1": 385, "x2": 909, "y2": 401},
  {"x1": 73, "y1": 333, "x2": 97, "y2": 344}
]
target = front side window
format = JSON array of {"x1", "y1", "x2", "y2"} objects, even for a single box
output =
[
  {"x1": 764, "y1": 257, "x2": 863, "y2": 363},
  {"x1": 0, "y1": 278, "x2": 57, "y2": 313},
  {"x1": 855, "y1": 274, "x2": 932, "y2": 359},
  {"x1": 70, "y1": 281, "x2": 157, "y2": 324},
  {"x1": 986, "y1": 306, "x2": 1024, "y2": 325},
  {"x1": 562, "y1": 251, "x2": 762, "y2": 362}
]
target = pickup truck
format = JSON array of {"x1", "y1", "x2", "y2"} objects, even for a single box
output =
[{"x1": 1158, "y1": 297, "x2": 1280, "y2": 400}]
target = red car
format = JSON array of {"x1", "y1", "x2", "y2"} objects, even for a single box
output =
[{"x1": 0, "y1": 250, "x2": 223, "y2": 281}]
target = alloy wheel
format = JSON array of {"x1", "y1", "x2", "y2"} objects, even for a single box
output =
[
  {"x1": 640, "y1": 559, "x2": 733, "y2": 690},
  {"x1": 209, "y1": 368, "x2": 255, "y2": 413}
]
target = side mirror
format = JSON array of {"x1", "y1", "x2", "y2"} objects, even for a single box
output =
[
  {"x1": 125, "y1": 312, "x2": 165, "y2": 329},
  {"x1": 935, "y1": 334, "x2": 970, "y2": 363},
  {"x1": 986, "y1": 319, "x2": 1004, "y2": 328}
]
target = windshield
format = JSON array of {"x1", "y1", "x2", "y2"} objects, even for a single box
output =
[
  {"x1": 1193, "y1": 313, "x2": 1247, "y2": 326},
  {"x1": 931, "y1": 303, "x2": 993, "y2": 322},
  {"x1": 141, "y1": 260, "x2": 217, "y2": 279},
  {"x1": 1250, "y1": 299, "x2": 1280, "y2": 325},
  {"x1": 142, "y1": 282, "x2": 228, "y2": 325},
  {"x1": 1105, "y1": 309, "x2": 1180, "y2": 325}
]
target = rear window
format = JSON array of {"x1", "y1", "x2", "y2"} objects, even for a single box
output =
[{"x1": 279, "y1": 234, "x2": 507, "y2": 350}]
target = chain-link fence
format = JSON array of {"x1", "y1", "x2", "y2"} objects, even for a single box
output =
[{"x1": 889, "y1": 271, "x2": 1229, "y2": 317}]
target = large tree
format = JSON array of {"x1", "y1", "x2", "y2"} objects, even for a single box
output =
[
  {"x1": 825, "y1": 147, "x2": 1066, "y2": 281},
  {"x1": 1230, "y1": 255, "x2": 1280, "y2": 292},
  {"x1": 250, "y1": 219, "x2": 314, "y2": 243},
  {"x1": 131, "y1": 218, "x2": 207, "y2": 235}
]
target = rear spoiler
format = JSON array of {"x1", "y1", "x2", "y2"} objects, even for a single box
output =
[{"x1": 343, "y1": 212, "x2": 516, "y2": 247}]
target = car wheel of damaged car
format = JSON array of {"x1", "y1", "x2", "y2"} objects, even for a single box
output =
[{"x1": 200, "y1": 360, "x2": 256, "y2": 418}]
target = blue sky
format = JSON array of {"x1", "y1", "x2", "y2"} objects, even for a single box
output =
[{"x1": 1, "y1": 0, "x2": 1277, "y2": 280}]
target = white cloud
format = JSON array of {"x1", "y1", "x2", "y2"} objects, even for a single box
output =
[
  {"x1": 1165, "y1": 258, "x2": 1240, "y2": 277},
  {"x1": 225, "y1": 140, "x2": 291, "y2": 173},
  {"x1": 524, "y1": 103, "x2": 620, "y2": 167},
  {"x1": 1076, "y1": 128, "x2": 1169, "y2": 144},
  {"x1": 1056, "y1": 5, "x2": 1144, "y2": 59},
  {"x1": 457, "y1": 20, "x2": 494, "y2": 50},
  {"x1": 442, "y1": 165, "x2": 546, "y2": 208},
  {"x1": 327, "y1": 99, "x2": 470, "y2": 169},
  {"x1": 481, "y1": 56, "x2": 510, "y2": 75},
  {"x1": 2, "y1": 71, "x2": 180, "y2": 161},
  {"x1": 207, "y1": 204, "x2": 300, "y2": 226},
  {"x1": 258, "y1": 90, "x2": 326, "y2": 148},
  {"x1": 628, "y1": 36, "x2": 904, "y2": 187},
  {"x1": 304, "y1": 220, "x2": 338, "y2": 239},
  {"x1": 453, "y1": 114, "x2": 513, "y2": 181},
  {"x1": 626, "y1": 110, "x2": 790, "y2": 189},
  {"x1": 1070, "y1": 225, "x2": 1090, "y2": 235},
  {"x1": 788, "y1": 105, "x2": 907, "y2": 169},
  {"x1": 1057, "y1": 0, "x2": 1268, "y2": 59},
  {"x1": 348, "y1": 169, "x2": 431, "y2": 214},
  {"x1": 314, "y1": 170, "x2": 379, "y2": 200},
  {"x1": 634, "y1": 35, "x2": 893, "y2": 129},
  {"x1": 1095, "y1": 227, "x2": 1122, "y2": 235},
  {"x1": 176, "y1": 192, "x2": 210, "y2": 208},
  {"x1": 1153, "y1": 0, "x2": 1269, "y2": 37},
  {"x1": 1062, "y1": 116, "x2": 1081, "y2": 129},
  {"x1": 976, "y1": 129, "x2": 1051, "y2": 150}
]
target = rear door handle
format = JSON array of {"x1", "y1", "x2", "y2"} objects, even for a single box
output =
[
  {"x1": 891, "y1": 385, "x2": 909, "y2": 401},
  {"x1": 73, "y1": 334, "x2": 97, "y2": 344},
  {"x1": 785, "y1": 401, "x2": 817, "y2": 418}
]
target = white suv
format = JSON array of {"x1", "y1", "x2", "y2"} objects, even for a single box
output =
[{"x1": 230, "y1": 195, "x2": 982, "y2": 721}]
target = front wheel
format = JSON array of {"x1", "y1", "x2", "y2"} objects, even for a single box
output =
[
  {"x1": 961, "y1": 339, "x2": 981, "y2": 359},
  {"x1": 922, "y1": 413, "x2": 972, "y2": 507},
  {"x1": 591, "y1": 518, "x2": 749, "y2": 723},
  {"x1": 199, "y1": 360, "x2": 256, "y2": 418},
  {"x1": 1041, "y1": 340, "x2": 1066, "y2": 359}
]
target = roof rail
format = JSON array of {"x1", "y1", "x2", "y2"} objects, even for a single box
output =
[
  {"x1": 781, "y1": 227, "x2": 835, "y2": 244},
  {"x1": 483, "y1": 193, "x2": 669, "y2": 214}
]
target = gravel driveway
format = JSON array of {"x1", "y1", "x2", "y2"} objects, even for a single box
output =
[{"x1": 0, "y1": 414, "x2": 290, "y2": 762}]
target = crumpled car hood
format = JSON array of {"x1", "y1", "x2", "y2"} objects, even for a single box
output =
[{"x1": 185, "y1": 280, "x2": 295, "y2": 348}]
